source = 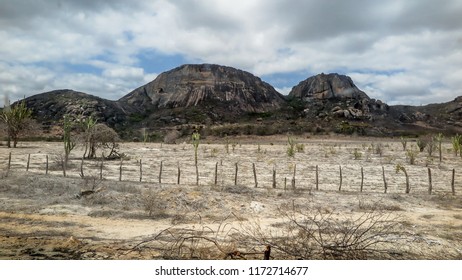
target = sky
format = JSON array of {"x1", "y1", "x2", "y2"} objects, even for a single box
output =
[{"x1": 1, "y1": 0, "x2": 462, "y2": 107}]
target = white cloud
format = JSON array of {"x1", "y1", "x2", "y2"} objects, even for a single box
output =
[{"x1": 1, "y1": 0, "x2": 461, "y2": 107}]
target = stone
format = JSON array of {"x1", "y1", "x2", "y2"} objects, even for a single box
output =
[{"x1": 288, "y1": 73, "x2": 369, "y2": 101}]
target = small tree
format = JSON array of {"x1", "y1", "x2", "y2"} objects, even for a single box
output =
[
  {"x1": 400, "y1": 136, "x2": 408, "y2": 151},
  {"x1": 0, "y1": 99, "x2": 33, "y2": 148},
  {"x1": 287, "y1": 136, "x2": 296, "y2": 157},
  {"x1": 93, "y1": 123, "x2": 122, "y2": 159},
  {"x1": 416, "y1": 137, "x2": 428, "y2": 152},
  {"x1": 192, "y1": 129, "x2": 200, "y2": 165},
  {"x1": 79, "y1": 115, "x2": 97, "y2": 159},
  {"x1": 63, "y1": 115, "x2": 76, "y2": 167},
  {"x1": 434, "y1": 133, "x2": 444, "y2": 162},
  {"x1": 451, "y1": 134, "x2": 461, "y2": 156}
]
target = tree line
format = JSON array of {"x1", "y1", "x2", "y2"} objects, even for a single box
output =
[{"x1": 1, "y1": 98, "x2": 121, "y2": 166}]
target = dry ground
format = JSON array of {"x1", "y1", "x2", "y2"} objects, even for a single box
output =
[{"x1": 0, "y1": 135, "x2": 461, "y2": 259}]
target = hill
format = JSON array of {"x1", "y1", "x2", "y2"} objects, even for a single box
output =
[{"x1": 14, "y1": 64, "x2": 462, "y2": 140}]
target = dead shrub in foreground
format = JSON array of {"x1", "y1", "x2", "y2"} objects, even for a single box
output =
[
  {"x1": 127, "y1": 206, "x2": 403, "y2": 260},
  {"x1": 128, "y1": 214, "x2": 247, "y2": 260},
  {"x1": 240, "y1": 205, "x2": 403, "y2": 260}
]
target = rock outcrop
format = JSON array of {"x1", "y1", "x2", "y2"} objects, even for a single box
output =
[
  {"x1": 23, "y1": 89, "x2": 127, "y2": 127},
  {"x1": 120, "y1": 64, "x2": 286, "y2": 114},
  {"x1": 289, "y1": 73, "x2": 389, "y2": 121},
  {"x1": 289, "y1": 73, "x2": 369, "y2": 101}
]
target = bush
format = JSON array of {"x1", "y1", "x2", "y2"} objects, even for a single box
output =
[{"x1": 240, "y1": 205, "x2": 402, "y2": 259}]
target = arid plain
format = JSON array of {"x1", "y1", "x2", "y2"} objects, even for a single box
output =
[{"x1": 1, "y1": 135, "x2": 461, "y2": 259}]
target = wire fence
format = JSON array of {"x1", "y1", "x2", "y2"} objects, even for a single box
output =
[{"x1": 1, "y1": 151, "x2": 458, "y2": 195}]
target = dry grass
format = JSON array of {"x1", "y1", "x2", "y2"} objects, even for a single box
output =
[{"x1": 1, "y1": 138, "x2": 461, "y2": 259}]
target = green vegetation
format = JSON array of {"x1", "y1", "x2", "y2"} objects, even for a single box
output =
[
  {"x1": 192, "y1": 129, "x2": 200, "y2": 165},
  {"x1": 63, "y1": 115, "x2": 76, "y2": 167},
  {"x1": 0, "y1": 99, "x2": 32, "y2": 148},
  {"x1": 451, "y1": 134, "x2": 462, "y2": 156},
  {"x1": 435, "y1": 133, "x2": 444, "y2": 162}
]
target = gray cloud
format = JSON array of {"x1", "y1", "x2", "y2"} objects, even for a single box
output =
[{"x1": 1, "y1": 0, "x2": 461, "y2": 107}]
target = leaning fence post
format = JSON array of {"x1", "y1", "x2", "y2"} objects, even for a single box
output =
[
  {"x1": 80, "y1": 157, "x2": 85, "y2": 178},
  {"x1": 26, "y1": 154, "x2": 30, "y2": 172},
  {"x1": 382, "y1": 166, "x2": 387, "y2": 193},
  {"x1": 428, "y1": 167, "x2": 432, "y2": 195},
  {"x1": 214, "y1": 162, "x2": 218, "y2": 186},
  {"x1": 234, "y1": 162, "x2": 238, "y2": 185},
  {"x1": 159, "y1": 160, "x2": 163, "y2": 184},
  {"x1": 338, "y1": 165, "x2": 342, "y2": 191},
  {"x1": 6, "y1": 152, "x2": 11, "y2": 176},
  {"x1": 253, "y1": 163, "x2": 258, "y2": 188},
  {"x1": 315, "y1": 165, "x2": 319, "y2": 190},
  {"x1": 451, "y1": 169, "x2": 456, "y2": 195}
]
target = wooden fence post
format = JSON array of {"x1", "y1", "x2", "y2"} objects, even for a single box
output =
[
  {"x1": 234, "y1": 162, "x2": 238, "y2": 185},
  {"x1": 6, "y1": 152, "x2": 11, "y2": 176},
  {"x1": 26, "y1": 154, "x2": 30, "y2": 172},
  {"x1": 119, "y1": 159, "x2": 123, "y2": 181},
  {"x1": 315, "y1": 165, "x2": 319, "y2": 191},
  {"x1": 338, "y1": 165, "x2": 342, "y2": 191},
  {"x1": 159, "y1": 161, "x2": 163, "y2": 184},
  {"x1": 253, "y1": 163, "x2": 258, "y2": 188},
  {"x1": 272, "y1": 167, "x2": 276, "y2": 188},
  {"x1": 263, "y1": 245, "x2": 271, "y2": 260},
  {"x1": 139, "y1": 159, "x2": 143, "y2": 182},
  {"x1": 451, "y1": 169, "x2": 455, "y2": 195},
  {"x1": 382, "y1": 166, "x2": 387, "y2": 193},
  {"x1": 45, "y1": 155, "x2": 49, "y2": 175},
  {"x1": 291, "y1": 164, "x2": 296, "y2": 190},
  {"x1": 428, "y1": 168, "x2": 432, "y2": 195},
  {"x1": 360, "y1": 166, "x2": 364, "y2": 192},
  {"x1": 80, "y1": 157, "x2": 84, "y2": 178},
  {"x1": 177, "y1": 162, "x2": 181, "y2": 185},
  {"x1": 62, "y1": 158, "x2": 66, "y2": 177},
  {"x1": 214, "y1": 162, "x2": 218, "y2": 186}
]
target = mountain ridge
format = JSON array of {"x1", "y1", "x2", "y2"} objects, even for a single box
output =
[{"x1": 13, "y1": 64, "x2": 462, "y2": 139}]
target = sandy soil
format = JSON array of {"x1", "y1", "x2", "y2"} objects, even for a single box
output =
[{"x1": 0, "y1": 136, "x2": 461, "y2": 259}]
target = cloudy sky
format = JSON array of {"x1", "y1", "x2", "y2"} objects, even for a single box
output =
[{"x1": 1, "y1": 0, "x2": 461, "y2": 107}]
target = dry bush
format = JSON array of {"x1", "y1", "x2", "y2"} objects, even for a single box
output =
[
  {"x1": 357, "y1": 196, "x2": 404, "y2": 212},
  {"x1": 164, "y1": 130, "x2": 181, "y2": 144},
  {"x1": 141, "y1": 188, "x2": 167, "y2": 218},
  {"x1": 128, "y1": 215, "x2": 257, "y2": 260},
  {"x1": 239, "y1": 204, "x2": 403, "y2": 260}
]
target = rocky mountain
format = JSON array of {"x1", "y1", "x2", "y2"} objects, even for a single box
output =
[
  {"x1": 22, "y1": 89, "x2": 128, "y2": 130},
  {"x1": 289, "y1": 73, "x2": 369, "y2": 101},
  {"x1": 120, "y1": 64, "x2": 285, "y2": 114},
  {"x1": 13, "y1": 64, "x2": 462, "y2": 140}
]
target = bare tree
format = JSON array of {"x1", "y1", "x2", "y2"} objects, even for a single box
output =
[{"x1": 92, "y1": 123, "x2": 122, "y2": 159}]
